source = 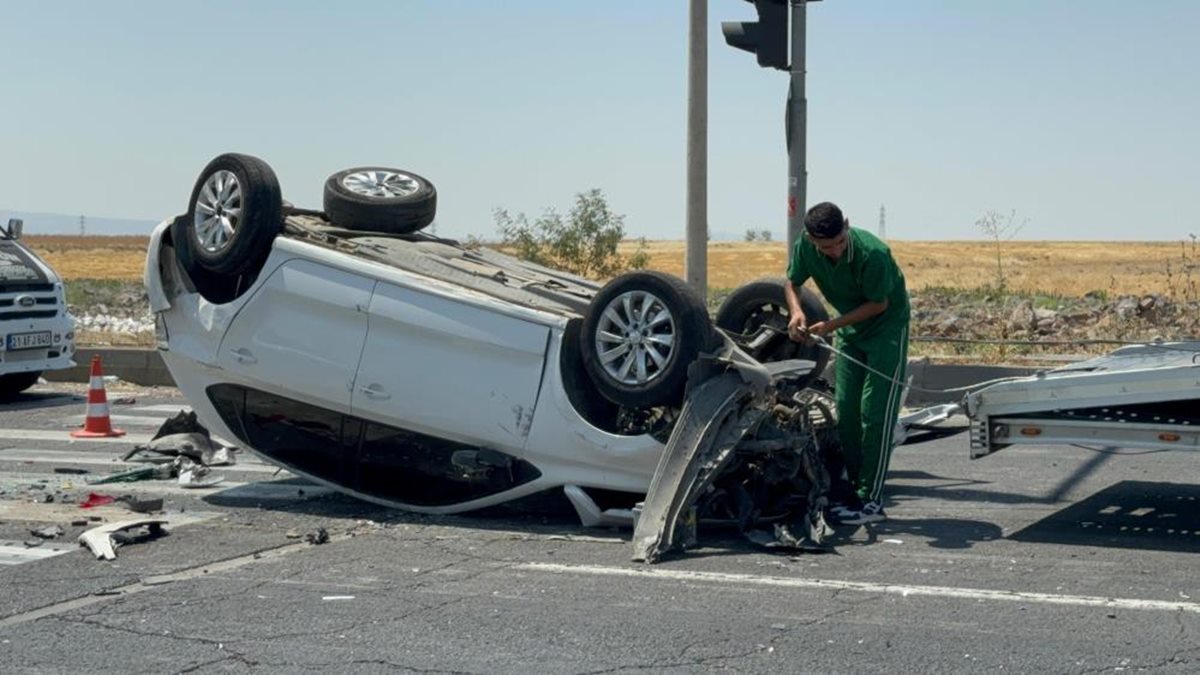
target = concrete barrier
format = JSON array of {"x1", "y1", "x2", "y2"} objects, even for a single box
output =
[
  {"x1": 44, "y1": 348, "x2": 174, "y2": 387},
  {"x1": 904, "y1": 358, "x2": 1040, "y2": 406},
  {"x1": 42, "y1": 349, "x2": 1044, "y2": 407}
]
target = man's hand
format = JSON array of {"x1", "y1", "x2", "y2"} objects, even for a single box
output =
[
  {"x1": 787, "y1": 313, "x2": 810, "y2": 343},
  {"x1": 807, "y1": 321, "x2": 834, "y2": 341}
]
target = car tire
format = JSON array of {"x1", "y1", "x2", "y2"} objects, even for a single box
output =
[
  {"x1": 0, "y1": 371, "x2": 41, "y2": 399},
  {"x1": 581, "y1": 271, "x2": 716, "y2": 408},
  {"x1": 178, "y1": 153, "x2": 283, "y2": 277},
  {"x1": 715, "y1": 278, "x2": 831, "y2": 379},
  {"x1": 323, "y1": 167, "x2": 437, "y2": 234}
]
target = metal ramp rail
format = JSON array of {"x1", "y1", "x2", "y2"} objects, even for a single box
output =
[{"x1": 964, "y1": 342, "x2": 1200, "y2": 457}]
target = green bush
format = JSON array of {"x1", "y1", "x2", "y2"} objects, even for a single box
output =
[{"x1": 495, "y1": 189, "x2": 648, "y2": 279}]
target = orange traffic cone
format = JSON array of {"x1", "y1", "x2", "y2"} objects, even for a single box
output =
[{"x1": 71, "y1": 355, "x2": 126, "y2": 438}]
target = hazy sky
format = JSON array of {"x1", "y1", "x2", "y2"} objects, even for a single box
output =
[{"x1": 2, "y1": 1, "x2": 1197, "y2": 241}]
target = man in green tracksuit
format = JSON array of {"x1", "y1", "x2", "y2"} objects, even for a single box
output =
[{"x1": 784, "y1": 202, "x2": 910, "y2": 524}]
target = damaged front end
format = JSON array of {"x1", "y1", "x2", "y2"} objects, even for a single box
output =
[{"x1": 631, "y1": 335, "x2": 838, "y2": 563}]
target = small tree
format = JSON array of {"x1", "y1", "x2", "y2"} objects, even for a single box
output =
[
  {"x1": 758, "y1": 228, "x2": 772, "y2": 242},
  {"x1": 975, "y1": 209, "x2": 1028, "y2": 292},
  {"x1": 495, "y1": 189, "x2": 646, "y2": 279},
  {"x1": 744, "y1": 228, "x2": 760, "y2": 242}
]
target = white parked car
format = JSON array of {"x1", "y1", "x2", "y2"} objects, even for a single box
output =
[
  {"x1": 0, "y1": 218, "x2": 76, "y2": 397},
  {"x1": 145, "y1": 154, "x2": 837, "y2": 557}
]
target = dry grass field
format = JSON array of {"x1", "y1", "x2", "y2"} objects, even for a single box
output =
[
  {"x1": 623, "y1": 239, "x2": 1199, "y2": 298},
  {"x1": 25, "y1": 235, "x2": 151, "y2": 282},
  {"x1": 25, "y1": 235, "x2": 1200, "y2": 300}
]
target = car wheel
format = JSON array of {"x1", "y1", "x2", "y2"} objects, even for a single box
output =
[
  {"x1": 581, "y1": 271, "x2": 715, "y2": 408},
  {"x1": 715, "y1": 278, "x2": 831, "y2": 378},
  {"x1": 0, "y1": 371, "x2": 41, "y2": 399},
  {"x1": 323, "y1": 167, "x2": 437, "y2": 234},
  {"x1": 175, "y1": 153, "x2": 283, "y2": 277}
]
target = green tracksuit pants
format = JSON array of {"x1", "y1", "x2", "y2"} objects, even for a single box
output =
[{"x1": 834, "y1": 324, "x2": 909, "y2": 504}]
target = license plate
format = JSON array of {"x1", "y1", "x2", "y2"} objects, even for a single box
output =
[{"x1": 6, "y1": 331, "x2": 51, "y2": 351}]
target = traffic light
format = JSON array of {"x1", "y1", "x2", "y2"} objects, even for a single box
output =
[{"x1": 722, "y1": 0, "x2": 790, "y2": 71}]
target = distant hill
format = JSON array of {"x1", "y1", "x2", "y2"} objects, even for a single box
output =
[{"x1": 0, "y1": 209, "x2": 160, "y2": 236}]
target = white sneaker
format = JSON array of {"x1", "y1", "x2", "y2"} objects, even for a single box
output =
[{"x1": 836, "y1": 501, "x2": 886, "y2": 525}]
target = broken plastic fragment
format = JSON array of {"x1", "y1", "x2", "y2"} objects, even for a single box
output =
[
  {"x1": 86, "y1": 466, "x2": 159, "y2": 485},
  {"x1": 78, "y1": 519, "x2": 168, "y2": 560},
  {"x1": 117, "y1": 496, "x2": 164, "y2": 514}
]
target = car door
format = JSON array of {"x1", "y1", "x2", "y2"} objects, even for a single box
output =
[
  {"x1": 352, "y1": 281, "x2": 550, "y2": 455},
  {"x1": 217, "y1": 259, "x2": 374, "y2": 412}
]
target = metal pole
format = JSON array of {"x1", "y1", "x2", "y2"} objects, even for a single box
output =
[
  {"x1": 685, "y1": 0, "x2": 708, "y2": 300},
  {"x1": 786, "y1": 0, "x2": 808, "y2": 260}
]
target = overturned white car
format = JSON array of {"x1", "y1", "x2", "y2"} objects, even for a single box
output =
[{"x1": 146, "y1": 154, "x2": 839, "y2": 560}]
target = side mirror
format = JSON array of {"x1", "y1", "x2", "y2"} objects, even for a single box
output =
[{"x1": 6, "y1": 218, "x2": 23, "y2": 239}]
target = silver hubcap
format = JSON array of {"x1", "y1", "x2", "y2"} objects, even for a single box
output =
[
  {"x1": 342, "y1": 170, "x2": 420, "y2": 199},
  {"x1": 192, "y1": 170, "x2": 241, "y2": 253},
  {"x1": 595, "y1": 290, "x2": 677, "y2": 386}
]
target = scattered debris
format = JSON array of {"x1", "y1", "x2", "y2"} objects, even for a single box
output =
[
  {"x1": 123, "y1": 432, "x2": 236, "y2": 468},
  {"x1": 178, "y1": 461, "x2": 225, "y2": 489},
  {"x1": 78, "y1": 519, "x2": 168, "y2": 560},
  {"x1": 95, "y1": 412, "x2": 238, "y2": 491},
  {"x1": 53, "y1": 467, "x2": 90, "y2": 475},
  {"x1": 150, "y1": 410, "x2": 209, "y2": 441},
  {"x1": 70, "y1": 519, "x2": 90, "y2": 527},
  {"x1": 30, "y1": 525, "x2": 64, "y2": 539},
  {"x1": 23, "y1": 539, "x2": 44, "y2": 548},
  {"x1": 304, "y1": 527, "x2": 330, "y2": 545},
  {"x1": 884, "y1": 539, "x2": 904, "y2": 545},
  {"x1": 116, "y1": 496, "x2": 164, "y2": 514},
  {"x1": 79, "y1": 492, "x2": 116, "y2": 509},
  {"x1": 744, "y1": 522, "x2": 830, "y2": 552},
  {"x1": 86, "y1": 466, "x2": 167, "y2": 485},
  {"x1": 113, "y1": 412, "x2": 236, "y2": 491},
  {"x1": 111, "y1": 396, "x2": 137, "y2": 405},
  {"x1": 285, "y1": 530, "x2": 302, "y2": 539}
]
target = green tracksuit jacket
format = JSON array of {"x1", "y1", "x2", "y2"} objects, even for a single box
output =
[{"x1": 787, "y1": 228, "x2": 911, "y2": 503}]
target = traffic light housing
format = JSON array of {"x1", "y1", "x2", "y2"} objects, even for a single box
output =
[{"x1": 722, "y1": 0, "x2": 790, "y2": 71}]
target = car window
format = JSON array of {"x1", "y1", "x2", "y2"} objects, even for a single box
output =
[{"x1": 207, "y1": 384, "x2": 542, "y2": 507}]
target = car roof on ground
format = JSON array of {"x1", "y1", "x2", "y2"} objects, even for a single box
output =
[{"x1": 282, "y1": 214, "x2": 600, "y2": 318}]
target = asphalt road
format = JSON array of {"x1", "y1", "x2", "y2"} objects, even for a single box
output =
[{"x1": 1, "y1": 381, "x2": 1197, "y2": 673}]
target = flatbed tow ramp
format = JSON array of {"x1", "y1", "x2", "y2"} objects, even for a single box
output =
[{"x1": 965, "y1": 342, "x2": 1200, "y2": 457}]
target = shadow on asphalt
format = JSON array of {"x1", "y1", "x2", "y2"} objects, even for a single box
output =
[
  {"x1": 886, "y1": 451, "x2": 1115, "y2": 506},
  {"x1": 886, "y1": 470, "x2": 1049, "y2": 506},
  {"x1": 829, "y1": 515, "x2": 1005, "y2": 550},
  {"x1": 1010, "y1": 480, "x2": 1200, "y2": 553},
  {"x1": 0, "y1": 392, "x2": 84, "y2": 411}
]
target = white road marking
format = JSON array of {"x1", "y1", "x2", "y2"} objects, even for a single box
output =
[
  {"x1": 0, "y1": 540, "x2": 76, "y2": 565},
  {"x1": 0, "y1": 448, "x2": 278, "y2": 473},
  {"x1": 5, "y1": 477, "x2": 327, "y2": 501},
  {"x1": 62, "y1": 414, "x2": 175, "y2": 428},
  {"x1": 519, "y1": 563, "x2": 1200, "y2": 615},
  {"x1": 129, "y1": 405, "x2": 194, "y2": 414},
  {"x1": 1, "y1": 429, "x2": 154, "y2": 444}
]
